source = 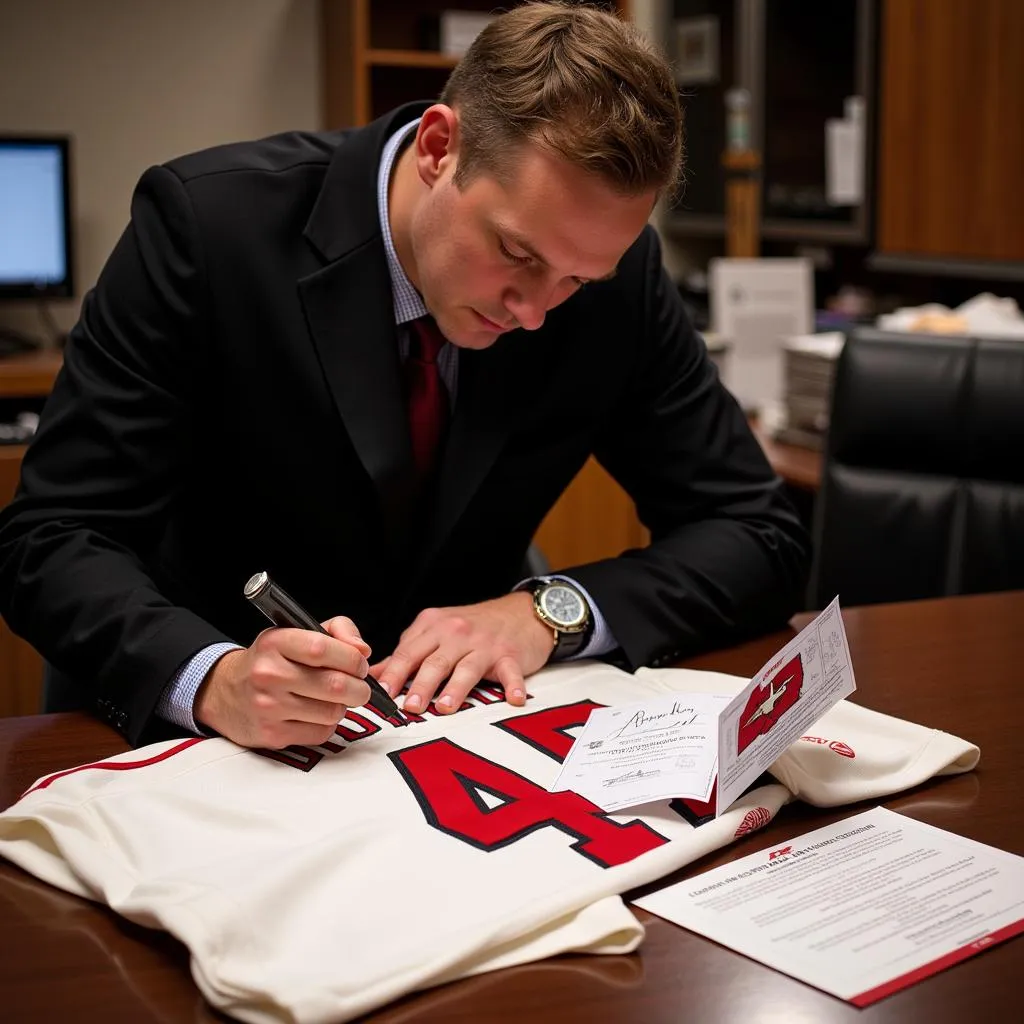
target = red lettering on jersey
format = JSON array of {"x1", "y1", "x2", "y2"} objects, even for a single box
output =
[
  {"x1": 363, "y1": 703, "x2": 407, "y2": 725},
  {"x1": 492, "y1": 700, "x2": 605, "y2": 761},
  {"x1": 418, "y1": 681, "x2": 510, "y2": 716},
  {"x1": 330, "y1": 711, "x2": 382, "y2": 745},
  {"x1": 390, "y1": 738, "x2": 668, "y2": 868},
  {"x1": 735, "y1": 806, "x2": 773, "y2": 838},
  {"x1": 737, "y1": 654, "x2": 803, "y2": 754},
  {"x1": 829, "y1": 741, "x2": 856, "y2": 758},
  {"x1": 668, "y1": 787, "x2": 717, "y2": 828},
  {"x1": 255, "y1": 746, "x2": 324, "y2": 772},
  {"x1": 470, "y1": 682, "x2": 507, "y2": 704}
]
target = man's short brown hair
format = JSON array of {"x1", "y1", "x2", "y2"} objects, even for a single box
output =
[{"x1": 441, "y1": 2, "x2": 683, "y2": 197}]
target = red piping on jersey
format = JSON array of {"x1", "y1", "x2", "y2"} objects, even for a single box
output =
[{"x1": 20, "y1": 737, "x2": 206, "y2": 799}]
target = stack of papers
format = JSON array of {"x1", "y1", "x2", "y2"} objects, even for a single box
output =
[{"x1": 778, "y1": 331, "x2": 845, "y2": 449}]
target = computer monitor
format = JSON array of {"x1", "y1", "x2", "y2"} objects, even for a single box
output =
[{"x1": 0, "y1": 136, "x2": 74, "y2": 300}]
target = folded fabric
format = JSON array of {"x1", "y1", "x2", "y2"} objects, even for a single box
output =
[{"x1": 0, "y1": 661, "x2": 979, "y2": 1023}]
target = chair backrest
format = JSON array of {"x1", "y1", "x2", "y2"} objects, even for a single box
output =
[{"x1": 808, "y1": 329, "x2": 1024, "y2": 609}]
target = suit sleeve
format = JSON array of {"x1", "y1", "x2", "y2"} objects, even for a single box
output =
[
  {"x1": 0, "y1": 165, "x2": 234, "y2": 742},
  {"x1": 566, "y1": 229, "x2": 812, "y2": 668}
]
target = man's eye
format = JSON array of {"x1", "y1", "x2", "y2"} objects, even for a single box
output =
[{"x1": 499, "y1": 239, "x2": 532, "y2": 266}]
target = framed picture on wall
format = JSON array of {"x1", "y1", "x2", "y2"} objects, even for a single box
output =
[{"x1": 673, "y1": 15, "x2": 719, "y2": 85}]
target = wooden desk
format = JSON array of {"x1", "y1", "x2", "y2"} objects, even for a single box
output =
[
  {"x1": 0, "y1": 591, "x2": 1020, "y2": 1021},
  {"x1": 0, "y1": 349, "x2": 64, "y2": 399},
  {"x1": 0, "y1": 350, "x2": 63, "y2": 505},
  {"x1": 751, "y1": 423, "x2": 823, "y2": 492}
]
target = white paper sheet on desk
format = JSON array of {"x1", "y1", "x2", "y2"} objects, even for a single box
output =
[{"x1": 550, "y1": 693, "x2": 731, "y2": 811}]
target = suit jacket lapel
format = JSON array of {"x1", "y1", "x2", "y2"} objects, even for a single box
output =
[
  {"x1": 298, "y1": 256, "x2": 415, "y2": 545},
  {"x1": 298, "y1": 103, "x2": 430, "y2": 548}
]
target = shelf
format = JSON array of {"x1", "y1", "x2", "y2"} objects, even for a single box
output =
[
  {"x1": 866, "y1": 252, "x2": 1024, "y2": 283},
  {"x1": 366, "y1": 49, "x2": 460, "y2": 70},
  {"x1": 662, "y1": 213, "x2": 726, "y2": 239},
  {"x1": 760, "y1": 219, "x2": 867, "y2": 246},
  {"x1": 0, "y1": 351, "x2": 63, "y2": 399}
]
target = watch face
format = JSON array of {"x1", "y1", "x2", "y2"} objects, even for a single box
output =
[{"x1": 540, "y1": 584, "x2": 587, "y2": 628}]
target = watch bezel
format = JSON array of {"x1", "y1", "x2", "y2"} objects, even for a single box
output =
[{"x1": 533, "y1": 581, "x2": 589, "y2": 633}]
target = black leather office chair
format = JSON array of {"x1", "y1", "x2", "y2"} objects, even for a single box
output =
[{"x1": 808, "y1": 329, "x2": 1024, "y2": 609}]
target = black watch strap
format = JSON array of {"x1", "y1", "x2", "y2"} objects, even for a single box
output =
[
  {"x1": 523, "y1": 577, "x2": 593, "y2": 662},
  {"x1": 551, "y1": 622, "x2": 592, "y2": 660}
]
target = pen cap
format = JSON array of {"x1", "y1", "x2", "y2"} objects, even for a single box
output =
[
  {"x1": 243, "y1": 571, "x2": 325, "y2": 633},
  {"x1": 244, "y1": 571, "x2": 271, "y2": 600}
]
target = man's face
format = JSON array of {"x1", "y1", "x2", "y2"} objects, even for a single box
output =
[{"x1": 404, "y1": 115, "x2": 657, "y2": 350}]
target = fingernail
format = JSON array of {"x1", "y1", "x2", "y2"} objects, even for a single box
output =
[
  {"x1": 511, "y1": 688, "x2": 525, "y2": 702},
  {"x1": 437, "y1": 694, "x2": 454, "y2": 709},
  {"x1": 404, "y1": 695, "x2": 422, "y2": 713},
  {"x1": 359, "y1": 659, "x2": 369, "y2": 676}
]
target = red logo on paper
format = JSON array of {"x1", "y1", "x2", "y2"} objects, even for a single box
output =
[
  {"x1": 768, "y1": 845, "x2": 792, "y2": 861},
  {"x1": 737, "y1": 654, "x2": 803, "y2": 754},
  {"x1": 734, "y1": 807, "x2": 772, "y2": 838},
  {"x1": 829, "y1": 741, "x2": 856, "y2": 758}
]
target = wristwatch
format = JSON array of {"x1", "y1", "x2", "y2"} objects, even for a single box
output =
[{"x1": 527, "y1": 578, "x2": 592, "y2": 660}]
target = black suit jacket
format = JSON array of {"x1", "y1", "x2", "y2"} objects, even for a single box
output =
[{"x1": 0, "y1": 104, "x2": 810, "y2": 744}]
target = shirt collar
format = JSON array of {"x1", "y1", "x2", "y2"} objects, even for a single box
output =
[{"x1": 377, "y1": 118, "x2": 427, "y2": 325}]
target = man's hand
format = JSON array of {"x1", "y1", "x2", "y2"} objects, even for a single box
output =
[
  {"x1": 372, "y1": 592, "x2": 555, "y2": 714},
  {"x1": 194, "y1": 617, "x2": 372, "y2": 749}
]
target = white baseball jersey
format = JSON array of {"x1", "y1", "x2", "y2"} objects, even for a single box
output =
[{"x1": 0, "y1": 662, "x2": 978, "y2": 1024}]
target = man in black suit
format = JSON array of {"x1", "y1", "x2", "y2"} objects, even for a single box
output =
[{"x1": 0, "y1": 3, "x2": 809, "y2": 748}]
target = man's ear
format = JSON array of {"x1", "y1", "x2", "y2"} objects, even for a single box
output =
[{"x1": 414, "y1": 104, "x2": 459, "y2": 187}]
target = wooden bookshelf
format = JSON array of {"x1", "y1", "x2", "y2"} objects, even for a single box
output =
[
  {"x1": 322, "y1": 0, "x2": 632, "y2": 127},
  {"x1": 366, "y1": 49, "x2": 461, "y2": 70}
]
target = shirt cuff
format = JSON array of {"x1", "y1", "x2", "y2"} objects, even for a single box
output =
[
  {"x1": 513, "y1": 574, "x2": 619, "y2": 661},
  {"x1": 156, "y1": 642, "x2": 242, "y2": 734}
]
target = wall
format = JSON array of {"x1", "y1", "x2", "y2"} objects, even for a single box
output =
[{"x1": 0, "y1": 0, "x2": 320, "y2": 341}]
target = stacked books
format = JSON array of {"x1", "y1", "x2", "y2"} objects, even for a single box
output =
[{"x1": 776, "y1": 332, "x2": 845, "y2": 450}]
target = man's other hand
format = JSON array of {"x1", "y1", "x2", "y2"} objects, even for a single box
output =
[
  {"x1": 194, "y1": 617, "x2": 372, "y2": 748},
  {"x1": 372, "y1": 592, "x2": 555, "y2": 714}
]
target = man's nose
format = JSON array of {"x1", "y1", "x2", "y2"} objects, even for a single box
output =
[{"x1": 504, "y1": 284, "x2": 550, "y2": 332}]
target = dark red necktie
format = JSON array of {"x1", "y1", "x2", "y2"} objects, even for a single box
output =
[{"x1": 405, "y1": 316, "x2": 450, "y2": 484}]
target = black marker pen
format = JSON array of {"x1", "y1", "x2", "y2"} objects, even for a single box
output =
[{"x1": 243, "y1": 571, "x2": 409, "y2": 726}]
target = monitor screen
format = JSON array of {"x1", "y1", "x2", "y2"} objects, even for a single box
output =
[{"x1": 0, "y1": 136, "x2": 74, "y2": 299}]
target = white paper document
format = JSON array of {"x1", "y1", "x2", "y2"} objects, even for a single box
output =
[
  {"x1": 825, "y1": 117, "x2": 864, "y2": 205},
  {"x1": 550, "y1": 598, "x2": 854, "y2": 817},
  {"x1": 717, "y1": 596, "x2": 855, "y2": 814},
  {"x1": 634, "y1": 807, "x2": 1024, "y2": 1006},
  {"x1": 709, "y1": 257, "x2": 814, "y2": 412},
  {"x1": 550, "y1": 693, "x2": 730, "y2": 812}
]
